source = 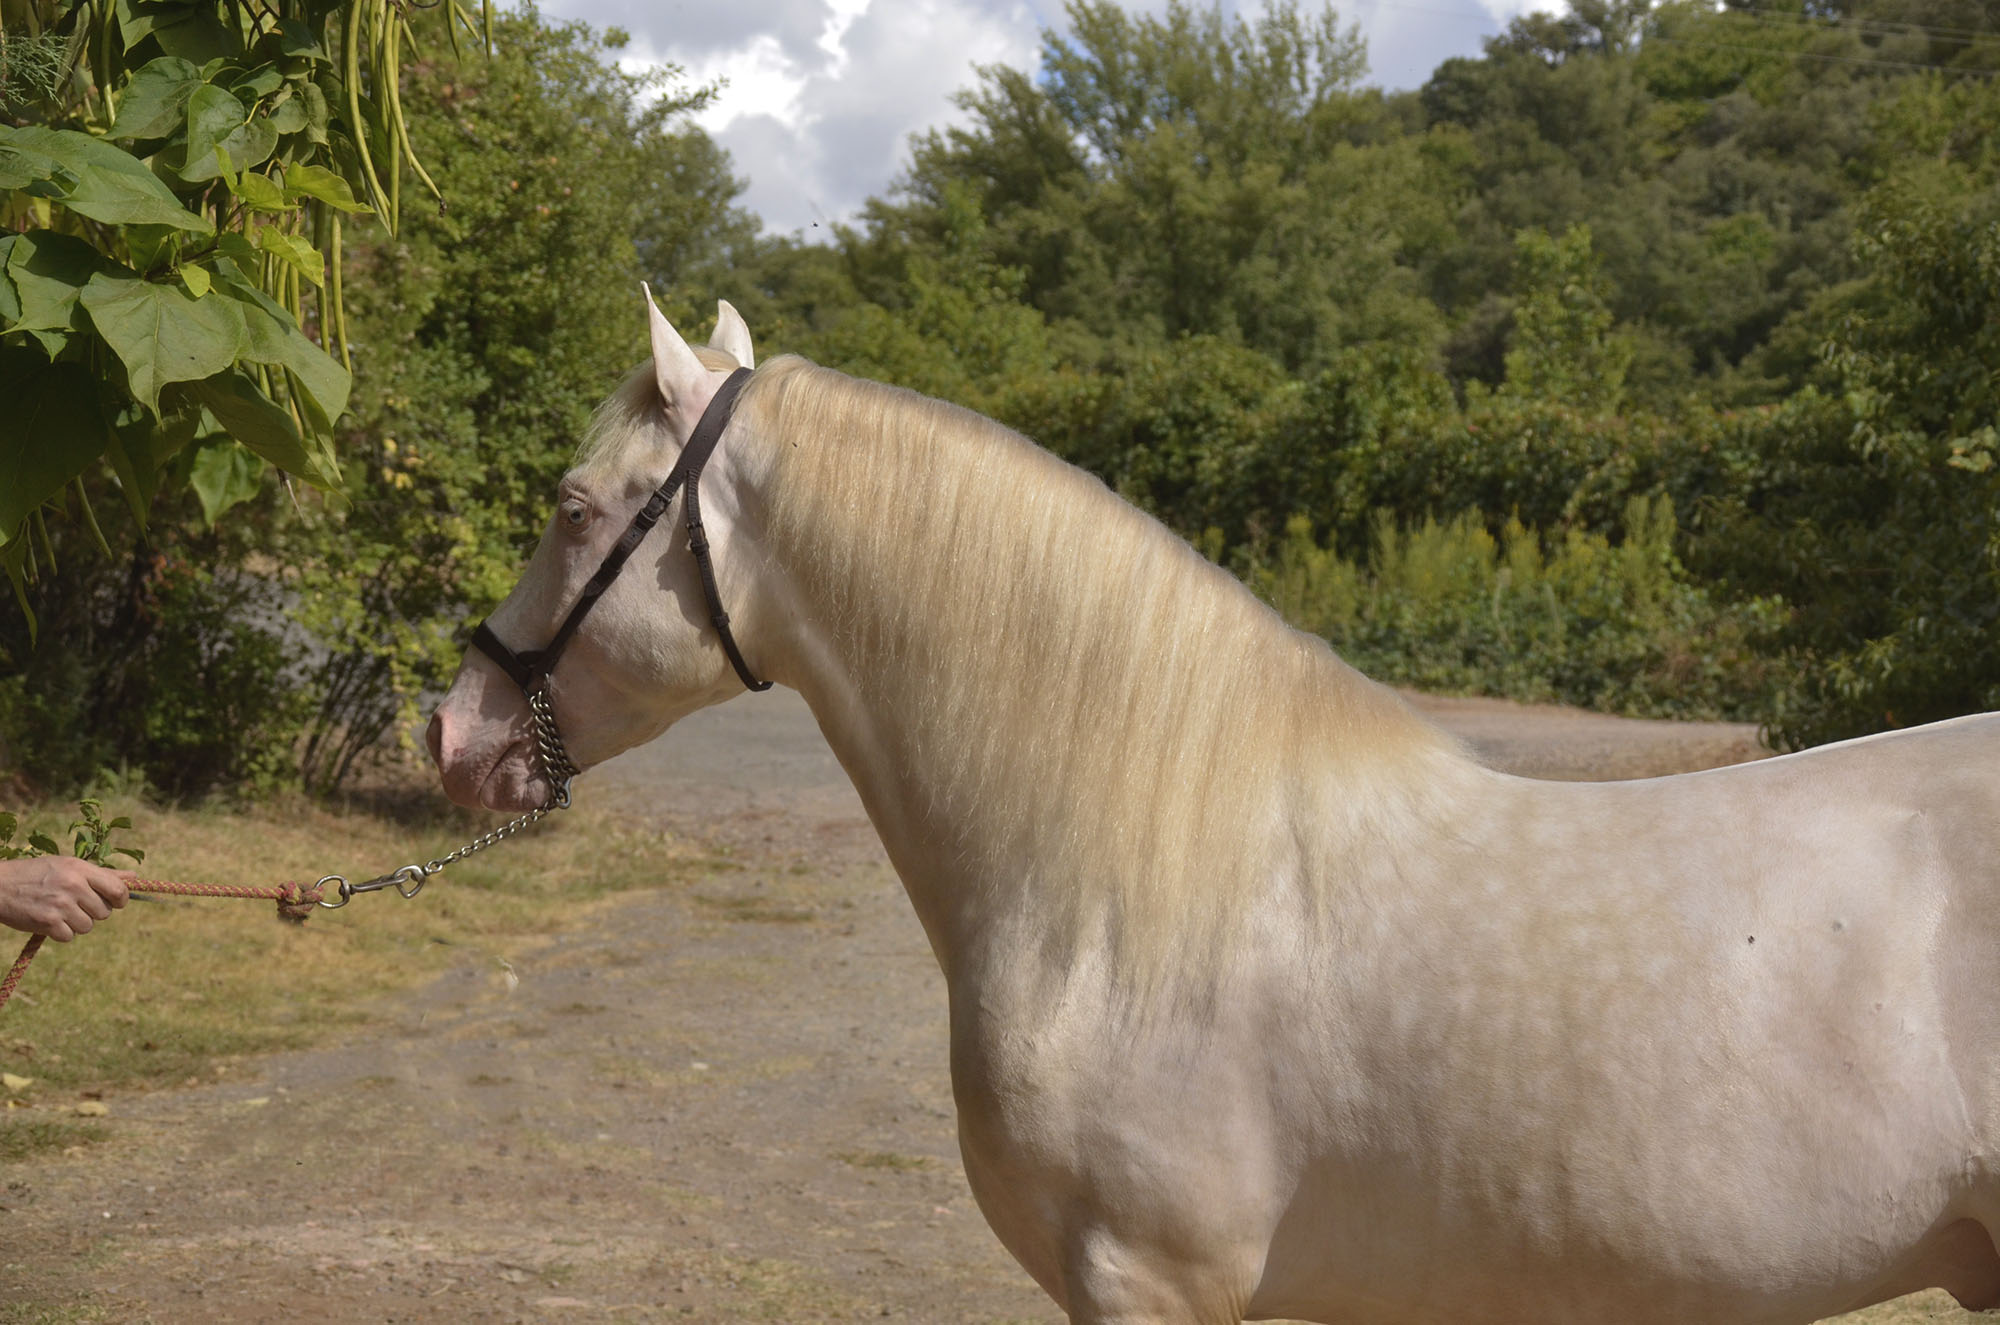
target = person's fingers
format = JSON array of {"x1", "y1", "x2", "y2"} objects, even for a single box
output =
[
  {"x1": 89, "y1": 868, "x2": 130, "y2": 908},
  {"x1": 44, "y1": 915, "x2": 76, "y2": 942},
  {"x1": 77, "y1": 890, "x2": 112, "y2": 923}
]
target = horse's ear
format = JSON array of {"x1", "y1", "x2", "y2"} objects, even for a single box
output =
[
  {"x1": 642, "y1": 282, "x2": 707, "y2": 421},
  {"x1": 709, "y1": 299, "x2": 755, "y2": 369}
]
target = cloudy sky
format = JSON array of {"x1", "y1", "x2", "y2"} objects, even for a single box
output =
[{"x1": 538, "y1": 0, "x2": 1561, "y2": 235}]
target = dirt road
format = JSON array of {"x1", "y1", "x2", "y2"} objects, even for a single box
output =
[{"x1": 0, "y1": 688, "x2": 1872, "y2": 1324}]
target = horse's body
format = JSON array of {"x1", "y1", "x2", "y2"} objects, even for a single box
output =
[{"x1": 428, "y1": 297, "x2": 2000, "y2": 1323}]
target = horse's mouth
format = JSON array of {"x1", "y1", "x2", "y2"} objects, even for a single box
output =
[
  {"x1": 435, "y1": 733, "x2": 547, "y2": 813},
  {"x1": 475, "y1": 741, "x2": 552, "y2": 812}
]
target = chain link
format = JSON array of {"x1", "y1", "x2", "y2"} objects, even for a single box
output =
[{"x1": 318, "y1": 685, "x2": 580, "y2": 909}]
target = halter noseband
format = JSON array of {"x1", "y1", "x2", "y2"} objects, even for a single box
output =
[{"x1": 470, "y1": 367, "x2": 771, "y2": 801}]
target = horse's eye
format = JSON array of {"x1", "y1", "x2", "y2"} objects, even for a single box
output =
[{"x1": 563, "y1": 502, "x2": 587, "y2": 529}]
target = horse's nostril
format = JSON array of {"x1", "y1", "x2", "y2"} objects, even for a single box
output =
[{"x1": 425, "y1": 710, "x2": 447, "y2": 769}]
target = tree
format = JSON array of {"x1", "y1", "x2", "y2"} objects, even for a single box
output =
[
  {"x1": 1690, "y1": 178, "x2": 2000, "y2": 745},
  {"x1": 858, "y1": 0, "x2": 1447, "y2": 374},
  {"x1": 0, "y1": 0, "x2": 485, "y2": 629},
  {"x1": 0, "y1": 6, "x2": 747, "y2": 797},
  {"x1": 1503, "y1": 223, "x2": 1631, "y2": 410}
]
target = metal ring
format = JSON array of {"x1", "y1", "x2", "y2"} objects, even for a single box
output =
[
  {"x1": 393, "y1": 864, "x2": 427, "y2": 899},
  {"x1": 551, "y1": 777, "x2": 574, "y2": 811},
  {"x1": 315, "y1": 875, "x2": 350, "y2": 909}
]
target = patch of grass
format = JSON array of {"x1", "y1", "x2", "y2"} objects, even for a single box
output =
[
  {"x1": 692, "y1": 893, "x2": 816, "y2": 924},
  {"x1": 0, "y1": 1116, "x2": 107, "y2": 1162},
  {"x1": 0, "y1": 1301, "x2": 120, "y2": 1325},
  {"x1": 0, "y1": 795, "x2": 719, "y2": 1105},
  {"x1": 834, "y1": 1149, "x2": 935, "y2": 1172}
]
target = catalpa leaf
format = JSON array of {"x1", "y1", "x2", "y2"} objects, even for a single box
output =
[
  {"x1": 189, "y1": 439, "x2": 265, "y2": 526},
  {"x1": 180, "y1": 84, "x2": 246, "y2": 182},
  {"x1": 212, "y1": 260, "x2": 349, "y2": 419},
  {"x1": 180, "y1": 87, "x2": 277, "y2": 182},
  {"x1": 300, "y1": 81, "x2": 331, "y2": 146},
  {"x1": 276, "y1": 18, "x2": 329, "y2": 62},
  {"x1": 0, "y1": 238, "x2": 18, "y2": 325},
  {"x1": 146, "y1": 5, "x2": 236, "y2": 65},
  {"x1": 230, "y1": 170, "x2": 287, "y2": 213},
  {"x1": 4, "y1": 231, "x2": 116, "y2": 334},
  {"x1": 79, "y1": 268, "x2": 245, "y2": 413},
  {"x1": 0, "y1": 140, "x2": 72, "y2": 193},
  {"x1": 268, "y1": 93, "x2": 308, "y2": 135},
  {"x1": 108, "y1": 57, "x2": 202, "y2": 140},
  {"x1": 258, "y1": 227, "x2": 323, "y2": 286},
  {"x1": 280, "y1": 161, "x2": 370, "y2": 214},
  {"x1": 0, "y1": 347, "x2": 111, "y2": 544},
  {"x1": 188, "y1": 369, "x2": 339, "y2": 486},
  {"x1": 0, "y1": 126, "x2": 212, "y2": 234}
]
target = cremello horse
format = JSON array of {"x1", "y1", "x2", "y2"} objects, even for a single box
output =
[{"x1": 429, "y1": 293, "x2": 2000, "y2": 1325}]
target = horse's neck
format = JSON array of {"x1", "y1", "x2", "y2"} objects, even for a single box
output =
[{"x1": 754, "y1": 457, "x2": 1460, "y2": 983}]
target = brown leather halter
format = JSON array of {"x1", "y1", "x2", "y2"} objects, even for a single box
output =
[{"x1": 469, "y1": 366, "x2": 770, "y2": 800}]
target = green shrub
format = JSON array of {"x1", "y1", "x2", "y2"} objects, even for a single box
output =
[
  {"x1": 0, "y1": 522, "x2": 308, "y2": 801},
  {"x1": 1251, "y1": 496, "x2": 1780, "y2": 720}
]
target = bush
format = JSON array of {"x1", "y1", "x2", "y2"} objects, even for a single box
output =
[
  {"x1": 1251, "y1": 496, "x2": 1780, "y2": 720},
  {"x1": 0, "y1": 517, "x2": 309, "y2": 800}
]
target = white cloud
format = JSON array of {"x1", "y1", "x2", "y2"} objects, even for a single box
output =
[
  {"x1": 540, "y1": 0, "x2": 1566, "y2": 236},
  {"x1": 1349, "y1": 0, "x2": 1506, "y2": 88}
]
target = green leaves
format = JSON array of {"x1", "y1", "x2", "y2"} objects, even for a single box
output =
[
  {"x1": 179, "y1": 85, "x2": 277, "y2": 182},
  {"x1": 189, "y1": 440, "x2": 267, "y2": 526},
  {"x1": 188, "y1": 369, "x2": 338, "y2": 486},
  {"x1": 0, "y1": 138, "x2": 74, "y2": 194},
  {"x1": 0, "y1": 3, "x2": 426, "y2": 586},
  {"x1": 108, "y1": 57, "x2": 203, "y2": 140},
  {"x1": 5, "y1": 232, "x2": 117, "y2": 350},
  {"x1": 0, "y1": 127, "x2": 212, "y2": 233},
  {"x1": 79, "y1": 268, "x2": 246, "y2": 412},
  {"x1": 230, "y1": 170, "x2": 287, "y2": 213},
  {"x1": 281, "y1": 162, "x2": 371, "y2": 214},
  {"x1": 258, "y1": 227, "x2": 325, "y2": 286},
  {"x1": 213, "y1": 257, "x2": 350, "y2": 422},
  {"x1": 0, "y1": 349, "x2": 110, "y2": 545}
]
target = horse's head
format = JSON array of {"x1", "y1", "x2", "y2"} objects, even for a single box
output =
[{"x1": 427, "y1": 290, "x2": 766, "y2": 811}]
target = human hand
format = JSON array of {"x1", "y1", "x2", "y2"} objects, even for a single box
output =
[{"x1": 0, "y1": 856, "x2": 133, "y2": 941}]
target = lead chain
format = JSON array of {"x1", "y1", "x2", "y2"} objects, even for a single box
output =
[{"x1": 318, "y1": 686, "x2": 579, "y2": 909}]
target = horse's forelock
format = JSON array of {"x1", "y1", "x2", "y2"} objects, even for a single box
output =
[{"x1": 572, "y1": 346, "x2": 746, "y2": 476}]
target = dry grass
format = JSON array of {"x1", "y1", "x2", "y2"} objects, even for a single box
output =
[{"x1": 0, "y1": 793, "x2": 716, "y2": 1155}]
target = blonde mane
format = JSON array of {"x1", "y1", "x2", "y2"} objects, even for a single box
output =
[{"x1": 731, "y1": 357, "x2": 1462, "y2": 981}]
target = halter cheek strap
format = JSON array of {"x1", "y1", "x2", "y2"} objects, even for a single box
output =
[{"x1": 471, "y1": 366, "x2": 771, "y2": 698}]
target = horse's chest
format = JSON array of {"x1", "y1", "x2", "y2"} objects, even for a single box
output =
[{"x1": 943, "y1": 967, "x2": 1295, "y2": 1219}]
